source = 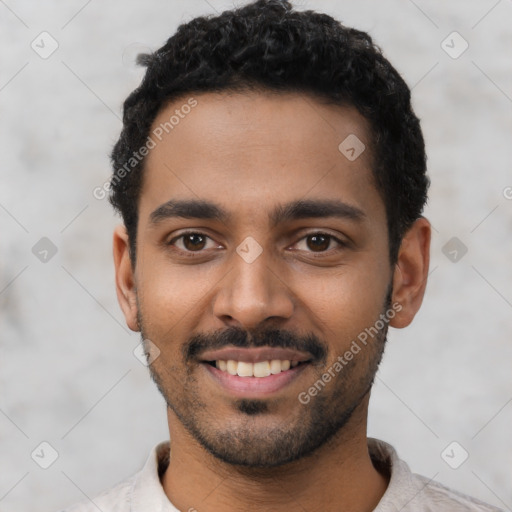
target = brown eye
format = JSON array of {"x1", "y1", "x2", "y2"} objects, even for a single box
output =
[
  {"x1": 182, "y1": 233, "x2": 207, "y2": 251},
  {"x1": 306, "y1": 234, "x2": 331, "y2": 252},
  {"x1": 168, "y1": 232, "x2": 215, "y2": 253},
  {"x1": 294, "y1": 232, "x2": 345, "y2": 254}
]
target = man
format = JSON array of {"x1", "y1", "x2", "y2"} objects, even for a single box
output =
[{"x1": 64, "y1": 1, "x2": 501, "y2": 510}]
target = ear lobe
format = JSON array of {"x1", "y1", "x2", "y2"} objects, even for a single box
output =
[
  {"x1": 113, "y1": 224, "x2": 140, "y2": 332},
  {"x1": 389, "y1": 217, "x2": 431, "y2": 329}
]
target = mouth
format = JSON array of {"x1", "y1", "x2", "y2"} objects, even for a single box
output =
[
  {"x1": 199, "y1": 347, "x2": 313, "y2": 396},
  {"x1": 204, "y1": 358, "x2": 309, "y2": 377}
]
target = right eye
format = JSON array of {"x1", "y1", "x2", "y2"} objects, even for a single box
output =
[{"x1": 167, "y1": 231, "x2": 221, "y2": 255}]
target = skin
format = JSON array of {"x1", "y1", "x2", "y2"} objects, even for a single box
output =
[{"x1": 113, "y1": 90, "x2": 431, "y2": 511}]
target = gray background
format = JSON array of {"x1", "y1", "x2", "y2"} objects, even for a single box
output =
[{"x1": 0, "y1": 0, "x2": 511, "y2": 510}]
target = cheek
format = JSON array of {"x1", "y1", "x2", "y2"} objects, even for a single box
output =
[
  {"x1": 298, "y1": 262, "x2": 390, "y2": 345},
  {"x1": 137, "y1": 252, "x2": 212, "y2": 311},
  {"x1": 135, "y1": 259, "x2": 221, "y2": 352}
]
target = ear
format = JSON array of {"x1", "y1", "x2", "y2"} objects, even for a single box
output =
[
  {"x1": 389, "y1": 217, "x2": 431, "y2": 329},
  {"x1": 113, "y1": 224, "x2": 140, "y2": 332}
]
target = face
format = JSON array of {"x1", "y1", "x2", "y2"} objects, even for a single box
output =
[{"x1": 119, "y1": 91, "x2": 400, "y2": 468}]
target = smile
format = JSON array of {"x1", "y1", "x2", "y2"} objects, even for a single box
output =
[
  {"x1": 199, "y1": 346, "x2": 313, "y2": 395},
  {"x1": 209, "y1": 359, "x2": 303, "y2": 377}
]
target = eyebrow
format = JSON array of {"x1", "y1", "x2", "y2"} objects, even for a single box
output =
[{"x1": 149, "y1": 198, "x2": 366, "y2": 228}]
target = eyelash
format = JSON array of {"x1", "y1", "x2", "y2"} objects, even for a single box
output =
[{"x1": 167, "y1": 231, "x2": 347, "y2": 257}]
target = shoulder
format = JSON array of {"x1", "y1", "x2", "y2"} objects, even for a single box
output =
[
  {"x1": 60, "y1": 473, "x2": 136, "y2": 512},
  {"x1": 59, "y1": 441, "x2": 171, "y2": 512},
  {"x1": 410, "y1": 473, "x2": 504, "y2": 512},
  {"x1": 368, "y1": 438, "x2": 503, "y2": 512}
]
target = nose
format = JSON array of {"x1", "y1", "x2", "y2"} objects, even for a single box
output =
[{"x1": 212, "y1": 245, "x2": 295, "y2": 329}]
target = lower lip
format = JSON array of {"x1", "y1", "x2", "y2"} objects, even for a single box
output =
[{"x1": 202, "y1": 362, "x2": 309, "y2": 397}]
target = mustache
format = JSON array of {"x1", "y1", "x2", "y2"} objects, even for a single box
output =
[{"x1": 184, "y1": 325, "x2": 327, "y2": 364}]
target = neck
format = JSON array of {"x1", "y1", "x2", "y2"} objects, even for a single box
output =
[{"x1": 162, "y1": 396, "x2": 389, "y2": 512}]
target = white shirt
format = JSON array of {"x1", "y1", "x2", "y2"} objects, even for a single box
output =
[{"x1": 62, "y1": 438, "x2": 502, "y2": 511}]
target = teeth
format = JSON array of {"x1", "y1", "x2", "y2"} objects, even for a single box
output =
[
  {"x1": 253, "y1": 361, "x2": 271, "y2": 377},
  {"x1": 214, "y1": 359, "x2": 301, "y2": 377},
  {"x1": 226, "y1": 360, "x2": 238, "y2": 375},
  {"x1": 237, "y1": 361, "x2": 253, "y2": 377},
  {"x1": 270, "y1": 359, "x2": 282, "y2": 374}
]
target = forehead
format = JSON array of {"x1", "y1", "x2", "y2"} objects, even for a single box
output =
[{"x1": 139, "y1": 90, "x2": 382, "y2": 225}]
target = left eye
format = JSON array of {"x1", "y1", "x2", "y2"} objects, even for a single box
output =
[{"x1": 293, "y1": 233, "x2": 345, "y2": 253}]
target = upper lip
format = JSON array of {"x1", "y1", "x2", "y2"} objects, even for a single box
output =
[{"x1": 199, "y1": 347, "x2": 313, "y2": 364}]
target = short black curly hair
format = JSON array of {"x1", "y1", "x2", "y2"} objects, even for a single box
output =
[{"x1": 109, "y1": 0, "x2": 429, "y2": 267}]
